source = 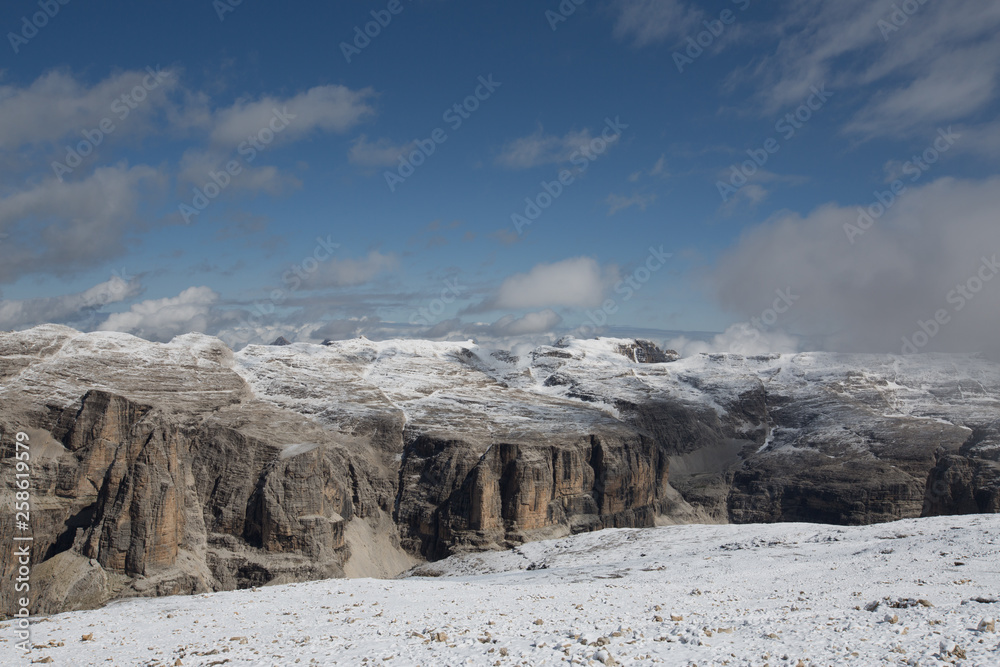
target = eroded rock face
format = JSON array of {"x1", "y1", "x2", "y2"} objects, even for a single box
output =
[
  {"x1": 1, "y1": 326, "x2": 999, "y2": 616},
  {"x1": 398, "y1": 429, "x2": 670, "y2": 559},
  {"x1": 924, "y1": 440, "x2": 1000, "y2": 516}
]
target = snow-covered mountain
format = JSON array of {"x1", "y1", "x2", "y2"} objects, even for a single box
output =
[{"x1": 1, "y1": 325, "x2": 999, "y2": 616}]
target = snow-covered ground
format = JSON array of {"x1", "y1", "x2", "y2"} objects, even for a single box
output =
[{"x1": 7, "y1": 515, "x2": 999, "y2": 666}]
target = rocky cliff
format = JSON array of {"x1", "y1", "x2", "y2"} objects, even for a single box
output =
[{"x1": 1, "y1": 326, "x2": 998, "y2": 616}]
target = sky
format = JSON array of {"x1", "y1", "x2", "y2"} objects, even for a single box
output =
[{"x1": 1, "y1": 0, "x2": 998, "y2": 356}]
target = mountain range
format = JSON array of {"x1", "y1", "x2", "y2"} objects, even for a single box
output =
[{"x1": 1, "y1": 325, "x2": 998, "y2": 616}]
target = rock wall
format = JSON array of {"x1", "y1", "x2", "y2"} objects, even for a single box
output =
[{"x1": 397, "y1": 430, "x2": 671, "y2": 559}]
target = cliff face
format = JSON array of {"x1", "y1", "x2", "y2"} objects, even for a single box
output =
[
  {"x1": 2, "y1": 326, "x2": 999, "y2": 616},
  {"x1": 923, "y1": 423, "x2": 1000, "y2": 516},
  {"x1": 0, "y1": 387, "x2": 371, "y2": 615},
  {"x1": 397, "y1": 429, "x2": 670, "y2": 559}
]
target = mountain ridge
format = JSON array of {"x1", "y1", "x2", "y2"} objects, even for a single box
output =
[{"x1": 1, "y1": 325, "x2": 998, "y2": 616}]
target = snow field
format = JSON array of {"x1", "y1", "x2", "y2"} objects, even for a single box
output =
[{"x1": 7, "y1": 514, "x2": 999, "y2": 666}]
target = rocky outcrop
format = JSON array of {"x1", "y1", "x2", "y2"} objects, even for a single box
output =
[
  {"x1": 615, "y1": 340, "x2": 679, "y2": 364},
  {"x1": 2, "y1": 326, "x2": 999, "y2": 616},
  {"x1": 924, "y1": 424, "x2": 1000, "y2": 515},
  {"x1": 397, "y1": 428, "x2": 671, "y2": 559}
]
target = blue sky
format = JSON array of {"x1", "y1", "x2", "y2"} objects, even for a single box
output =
[{"x1": 1, "y1": 0, "x2": 998, "y2": 355}]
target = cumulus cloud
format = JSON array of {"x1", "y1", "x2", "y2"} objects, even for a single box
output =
[
  {"x1": 706, "y1": 176, "x2": 1000, "y2": 354},
  {"x1": 99, "y1": 286, "x2": 221, "y2": 341},
  {"x1": 311, "y1": 251, "x2": 399, "y2": 288},
  {"x1": 208, "y1": 85, "x2": 375, "y2": 147},
  {"x1": 0, "y1": 70, "x2": 374, "y2": 155},
  {"x1": 667, "y1": 323, "x2": 799, "y2": 357},
  {"x1": 0, "y1": 163, "x2": 165, "y2": 283},
  {"x1": 177, "y1": 84, "x2": 373, "y2": 190},
  {"x1": 496, "y1": 126, "x2": 616, "y2": 169},
  {"x1": 0, "y1": 276, "x2": 141, "y2": 329},
  {"x1": 471, "y1": 257, "x2": 617, "y2": 312},
  {"x1": 611, "y1": 0, "x2": 703, "y2": 47},
  {"x1": 0, "y1": 67, "x2": 179, "y2": 153}
]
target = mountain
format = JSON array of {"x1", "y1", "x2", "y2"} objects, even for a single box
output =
[{"x1": 1, "y1": 325, "x2": 998, "y2": 615}]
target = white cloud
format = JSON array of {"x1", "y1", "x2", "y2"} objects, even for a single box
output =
[
  {"x1": 606, "y1": 192, "x2": 657, "y2": 215},
  {"x1": 496, "y1": 126, "x2": 616, "y2": 169},
  {"x1": 0, "y1": 276, "x2": 141, "y2": 329},
  {"x1": 308, "y1": 316, "x2": 384, "y2": 342},
  {"x1": 491, "y1": 257, "x2": 617, "y2": 310},
  {"x1": 721, "y1": 183, "x2": 769, "y2": 212},
  {"x1": 0, "y1": 71, "x2": 374, "y2": 155},
  {"x1": 740, "y1": 0, "x2": 1000, "y2": 138},
  {"x1": 954, "y1": 120, "x2": 1000, "y2": 159},
  {"x1": 667, "y1": 322, "x2": 799, "y2": 357},
  {"x1": 706, "y1": 176, "x2": 1000, "y2": 354},
  {"x1": 312, "y1": 251, "x2": 399, "y2": 288},
  {"x1": 348, "y1": 135, "x2": 415, "y2": 168},
  {"x1": 0, "y1": 163, "x2": 165, "y2": 283},
  {"x1": 488, "y1": 310, "x2": 563, "y2": 336},
  {"x1": 0, "y1": 68, "x2": 178, "y2": 151},
  {"x1": 208, "y1": 85, "x2": 375, "y2": 147},
  {"x1": 176, "y1": 84, "x2": 374, "y2": 192},
  {"x1": 649, "y1": 155, "x2": 668, "y2": 177},
  {"x1": 847, "y1": 41, "x2": 1000, "y2": 136},
  {"x1": 611, "y1": 0, "x2": 703, "y2": 47},
  {"x1": 177, "y1": 148, "x2": 301, "y2": 194},
  {"x1": 99, "y1": 286, "x2": 221, "y2": 341}
]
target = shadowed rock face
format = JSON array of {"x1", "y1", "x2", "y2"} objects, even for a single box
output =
[
  {"x1": 1, "y1": 326, "x2": 999, "y2": 616},
  {"x1": 397, "y1": 429, "x2": 670, "y2": 560},
  {"x1": 924, "y1": 422, "x2": 1000, "y2": 516}
]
